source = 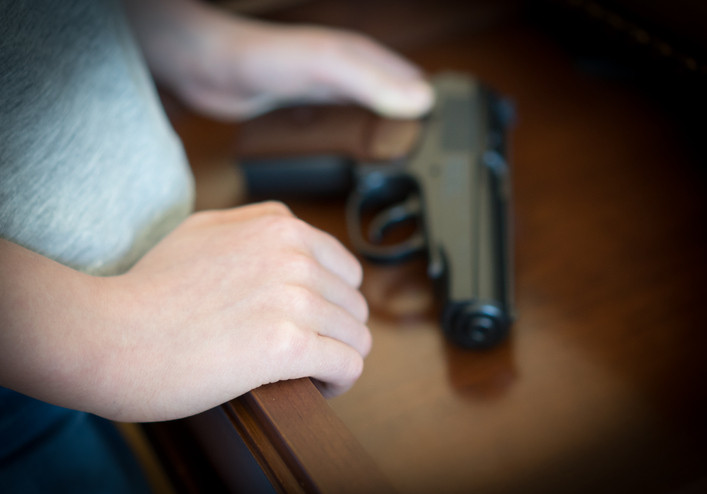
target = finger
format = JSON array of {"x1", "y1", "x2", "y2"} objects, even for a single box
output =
[
  {"x1": 337, "y1": 63, "x2": 434, "y2": 119},
  {"x1": 304, "y1": 336, "x2": 366, "y2": 398},
  {"x1": 310, "y1": 265, "x2": 369, "y2": 324},
  {"x1": 258, "y1": 313, "x2": 367, "y2": 398},
  {"x1": 211, "y1": 206, "x2": 364, "y2": 291},
  {"x1": 344, "y1": 32, "x2": 424, "y2": 80},
  {"x1": 287, "y1": 284, "x2": 371, "y2": 357},
  {"x1": 317, "y1": 306, "x2": 372, "y2": 359},
  {"x1": 282, "y1": 249, "x2": 368, "y2": 322},
  {"x1": 295, "y1": 223, "x2": 364, "y2": 289},
  {"x1": 318, "y1": 35, "x2": 435, "y2": 118},
  {"x1": 312, "y1": 378, "x2": 353, "y2": 399}
]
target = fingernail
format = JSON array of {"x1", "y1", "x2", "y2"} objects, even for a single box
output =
[{"x1": 376, "y1": 80, "x2": 435, "y2": 118}]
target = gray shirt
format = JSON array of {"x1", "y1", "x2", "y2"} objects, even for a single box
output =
[{"x1": 0, "y1": 0, "x2": 194, "y2": 276}]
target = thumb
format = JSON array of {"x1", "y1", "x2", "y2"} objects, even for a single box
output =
[{"x1": 312, "y1": 31, "x2": 435, "y2": 118}]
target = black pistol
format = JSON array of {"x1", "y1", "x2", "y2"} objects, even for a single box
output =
[
  {"x1": 346, "y1": 73, "x2": 514, "y2": 349},
  {"x1": 239, "y1": 73, "x2": 514, "y2": 349}
]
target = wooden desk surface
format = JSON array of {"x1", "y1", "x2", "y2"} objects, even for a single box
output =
[{"x1": 167, "y1": 2, "x2": 707, "y2": 492}]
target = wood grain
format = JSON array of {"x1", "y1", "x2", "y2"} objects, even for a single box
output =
[{"x1": 225, "y1": 378, "x2": 395, "y2": 493}]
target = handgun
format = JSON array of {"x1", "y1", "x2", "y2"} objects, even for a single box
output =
[{"x1": 237, "y1": 73, "x2": 514, "y2": 349}]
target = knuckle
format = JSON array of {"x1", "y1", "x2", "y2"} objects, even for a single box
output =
[
  {"x1": 260, "y1": 200, "x2": 293, "y2": 217},
  {"x1": 287, "y1": 254, "x2": 320, "y2": 284},
  {"x1": 284, "y1": 284, "x2": 321, "y2": 314},
  {"x1": 260, "y1": 286, "x2": 322, "y2": 363},
  {"x1": 263, "y1": 214, "x2": 309, "y2": 245},
  {"x1": 267, "y1": 319, "x2": 311, "y2": 363}
]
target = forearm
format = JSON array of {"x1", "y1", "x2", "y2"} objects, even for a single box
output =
[
  {"x1": 0, "y1": 237, "x2": 217, "y2": 423},
  {"x1": 122, "y1": 0, "x2": 273, "y2": 91},
  {"x1": 0, "y1": 204, "x2": 371, "y2": 423},
  {"x1": 0, "y1": 239, "x2": 119, "y2": 416},
  {"x1": 122, "y1": 0, "x2": 218, "y2": 87},
  {"x1": 0, "y1": 237, "x2": 223, "y2": 423}
]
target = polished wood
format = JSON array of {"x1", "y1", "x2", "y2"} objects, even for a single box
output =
[
  {"x1": 158, "y1": 1, "x2": 707, "y2": 493},
  {"x1": 225, "y1": 378, "x2": 395, "y2": 493}
]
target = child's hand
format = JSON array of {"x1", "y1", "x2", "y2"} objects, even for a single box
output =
[
  {"x1": 104, "y1": 202, "x2": 371, "y2": 421},
  {"x1": 126, "y1": 0, "x2": 434, "y2": 119}
]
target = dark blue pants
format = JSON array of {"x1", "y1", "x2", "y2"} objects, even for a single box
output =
[{"x1": 1, "y1": 389, "x2": 150, "y2": 493}]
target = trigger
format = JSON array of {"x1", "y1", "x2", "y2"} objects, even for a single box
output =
[{"x1": 367, "y1": 195, "x2": 422, "y2": 243}]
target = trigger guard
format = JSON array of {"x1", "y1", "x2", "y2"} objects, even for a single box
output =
[
  {"x1": 346, "y1": 174, "x2": 426, "y2": 264},
  {"x1": 367, "y1": 195, "x2": 422, "y2": 243}
]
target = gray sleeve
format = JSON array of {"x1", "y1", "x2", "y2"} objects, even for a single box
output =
[{"x1": 0, "y1": 0, "x2": 195, "y2": 275}]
